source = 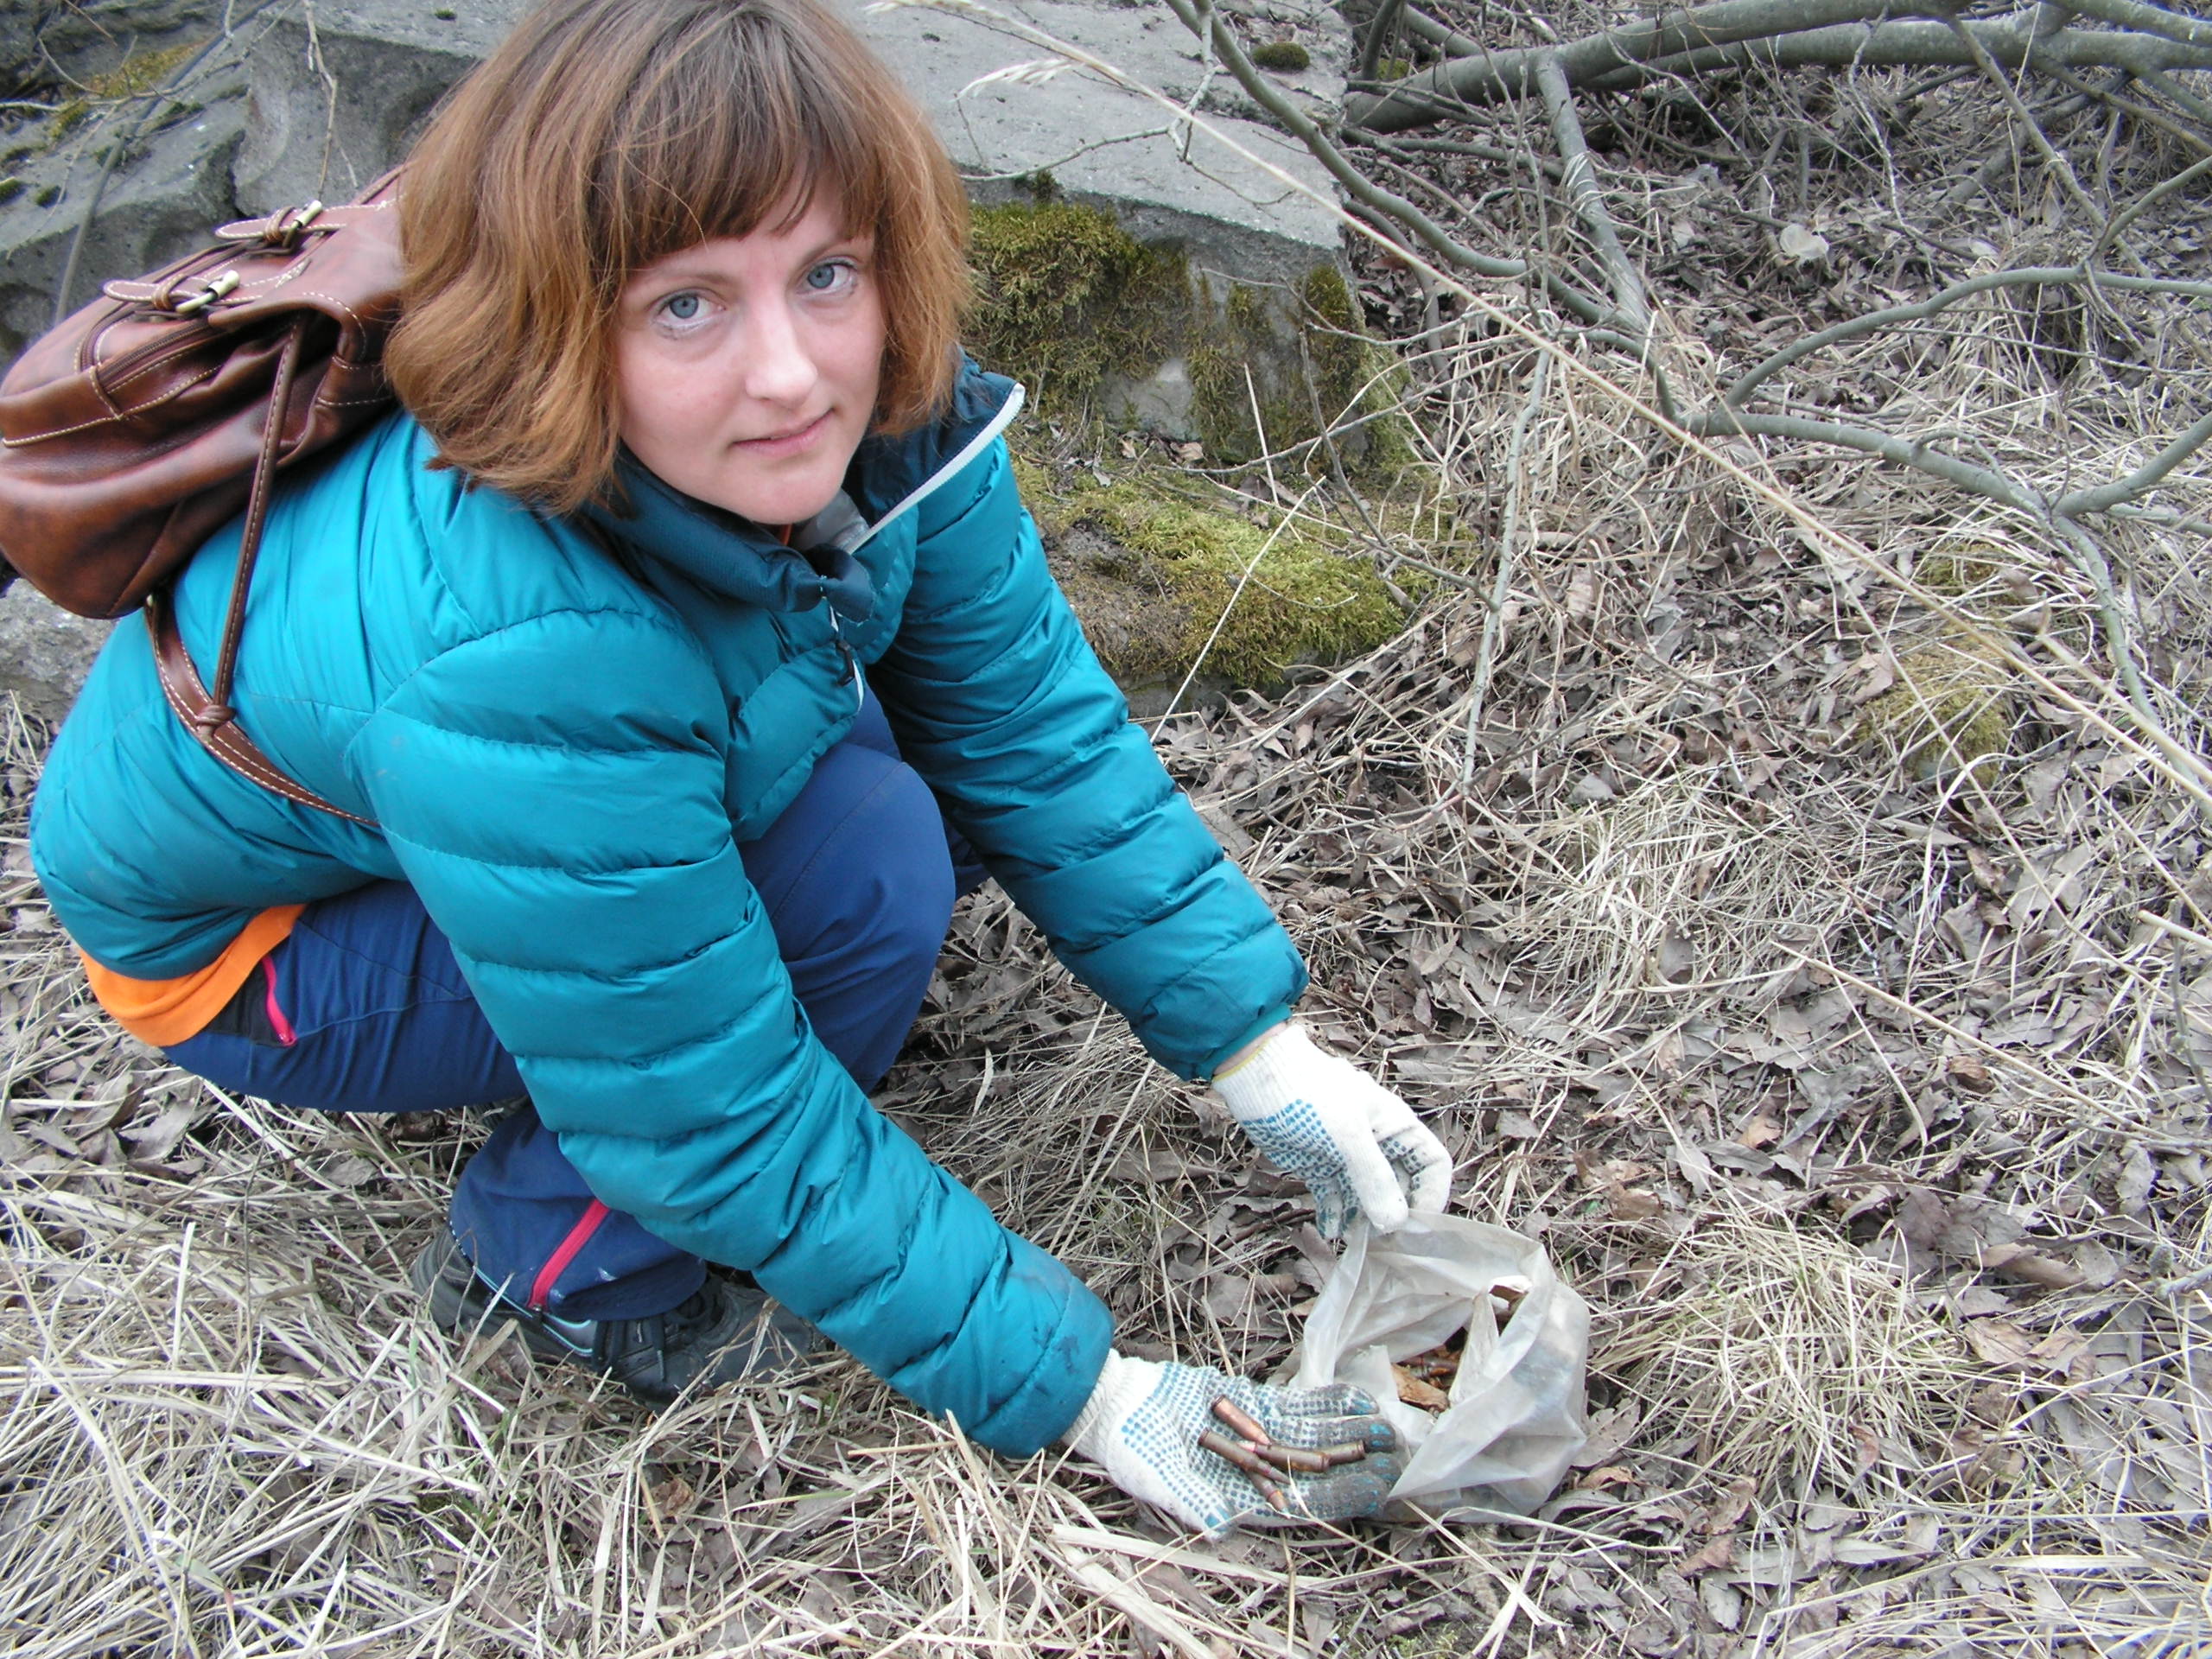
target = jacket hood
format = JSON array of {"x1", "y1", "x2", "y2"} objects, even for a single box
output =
[{"x1": 577, "y1": 359, "x2": 1021, "y2": 624}]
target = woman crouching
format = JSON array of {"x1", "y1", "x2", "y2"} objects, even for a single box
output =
[{"x1": 29, "y1": 0, "x2": 1453, "y2": 1537}]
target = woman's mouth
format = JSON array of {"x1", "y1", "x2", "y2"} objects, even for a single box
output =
[{"x1": 733, "y1": 411, "x2": 831, "y2": 455}]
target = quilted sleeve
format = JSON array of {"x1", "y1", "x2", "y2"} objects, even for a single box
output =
[
  {"x1": 869, "y1": 440, "x2": 1307, "y2": 1080},
  {"x1": 350, "y1": 594, "x2": 1108, "y2": 1454}
]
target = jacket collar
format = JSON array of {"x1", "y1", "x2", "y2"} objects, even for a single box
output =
[{"x1": 576, "y1": 360, "x2": 1021, "y2": 621}]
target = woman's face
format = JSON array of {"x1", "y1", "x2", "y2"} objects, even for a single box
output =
[{"x1": 613, "y1": 193, "x2": 885, "y2": 527}]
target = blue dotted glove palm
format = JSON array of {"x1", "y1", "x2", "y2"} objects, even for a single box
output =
[
  {"x1": 1064, "y1": 1351, "x2": 1404, "y2": 1536},
  {"x1": 1211, "y1": 1022, "x2": 1453, "y2": 1238}
]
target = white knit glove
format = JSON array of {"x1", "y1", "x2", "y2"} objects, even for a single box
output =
[
  {"x1": 1210, "y1": 1022, "x2": 1452, "y2": 1238},
  {"x1": 1063, "y1": 1351, "x2": 1404, "y2": 1536}
]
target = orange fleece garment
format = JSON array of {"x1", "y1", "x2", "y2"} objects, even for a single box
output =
[{"x1": 79, "y1": 905, "x2": 306, "y2": 1047}]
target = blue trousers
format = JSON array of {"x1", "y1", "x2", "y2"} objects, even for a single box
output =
[{"x1": 166, "y1": 697, "x2": 971, "y2": 1320}]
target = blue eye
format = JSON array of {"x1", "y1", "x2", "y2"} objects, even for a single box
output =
[
  {"x1": 804, "y1": 260, "x2": 853, "y2": 293},
  {"x1": 664, "y1": 292, "x2": 703, "y2": 321}
]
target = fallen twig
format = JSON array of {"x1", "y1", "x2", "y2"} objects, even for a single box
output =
[
  {"x1": 1724, "y1": 267, "x2": 2212, "y2": 410},
  {"x1": 1944, "y1": 10, "x2": 2108, "y2": 229},
  {"x1": 1461, "y1": 351, "x2": 1551, "y2": 785}
]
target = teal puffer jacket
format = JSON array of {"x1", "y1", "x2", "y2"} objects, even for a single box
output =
[{"x1": 30, "y1": 364, "x2": 1307, "y2": 1453}]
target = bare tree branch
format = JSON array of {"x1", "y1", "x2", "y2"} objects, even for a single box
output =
[
  {"x1": 1944, "y1": 10, "x2": 2109, "y2": 228},
  {"x1": 2111, "y1": 503, "x2": 2212, "y2": 536},
  {"x1": 2137, "y1": 65, "x2": 2212, "y2": 127},
  {"x1": 2062, "y1": 0, "x2": 2212, "y2": 51},
  {"x1": 2054, "y1": 409, "x2": 2212, "y2": 517},
  {"x1": 2042, "y1": 63, "x2": 2212, "y2": 155},
  {"x1": 1535, "y1": 52, "x2": 1652, "y2": 337},
  {"x1": 1396, "y1": 0, "x2": 1896, "y2": 83},
  {"x1": 2049, "y1": 515, "x2": 2160, "y2": 727},
  {"x1": 1170, "y1": 0, "x2": 2205, "y2": 645},
  {"x1": 2095, "y1": 149, "x2": 2212, "y2": 261},
  {"x1": 1353, "y1": 130, "x2": 1566, "y2": 182},
  {"x1": 1686, "y1": 408, "x2": 2043, "y2": 510},
  {"x1": 1354, "y1": 9, "x2": 2212, "y2": 132},
  {"x1": 1724, "y1": 267, "x2": 2212, "y2": 408},
  {"x1": 1158, "y1": 0, "x2": 1618, "y2": 325},
  {"x1": 1357, "y1": 0, "x2": 1409, "y2": 83},
  {"x1": 1686, "y1": 402, "x2": 2194, "y2": 735}
]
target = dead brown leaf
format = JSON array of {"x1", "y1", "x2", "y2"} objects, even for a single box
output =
[
  {"x1": 1680, "y1": 1535, "x2": 1735, "y2": 1575},
  {"x1": 1393, "y1": 1365, "x2": 1451, "y2": 1411}
]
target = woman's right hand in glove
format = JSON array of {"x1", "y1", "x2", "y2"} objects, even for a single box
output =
[{"x1": 1062, "y1": 1351, "x2": 1405, "y2": 1536}]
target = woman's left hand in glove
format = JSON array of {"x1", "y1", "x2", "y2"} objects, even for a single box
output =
[
  {"x1": 1210, "y1": 1021, "x2": 1452, "y2": 1238},
  {"x1": 1064, "y1": 1351, "x2": 1405, "y2": 1537}
]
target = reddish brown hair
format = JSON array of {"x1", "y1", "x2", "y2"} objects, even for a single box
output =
[{"x1": 385, "y1": 0, "x2": 970, "y2": 513}]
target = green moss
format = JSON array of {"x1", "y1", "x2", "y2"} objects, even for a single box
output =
[
  {"x1": 968, "y1": 204, "x2": 1407, "y2": 485},
  {"x1": 41, "y1": 40, "x2": 203, "y2": 151},
  {"x1": 89, "y1": 39, "x2": 202, "y2": 101},
  {"x1": 1856, "y1": 630, "x2": 2013, "y2": 779},
  {"x1": 1376, "y1": 56, "x2": 1413, "y2": 79},
  {"x1": 1187, "y1": 277, "x2": 1280, "y2": 464},
  {"x1": 1300, "y1": 264, "x2": 1414, "y2": 471},
  {"x1": 1250, "y1": 41, "x2": 1311, "y2": 72},
  {"x1": 1188, "y1": 270, "x2": 1409, "y2": 474},
  {"x1": 968, "y1": 199, "x2": 1188, "y2": 419},
  {"x1": 1916, "y1": 543, "x2": 2003, "y2": 596},
  {"x1": 33, "y1": 183, "x2": 59, "y2": 207},
  {"x1": 1038, "y1": 470, "x2": 1404, "y2": 688},
  {"x1": 0, "y1": 178, "x2": 21, "y2": 207},
  {"x1": 1008, "y1": 453, "x2": 1058, "y2": 528}
]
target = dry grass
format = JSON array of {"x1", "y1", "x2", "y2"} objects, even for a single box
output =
[{"x1": 5, "y1": 10, "x2": 2212, "y2": 1652}]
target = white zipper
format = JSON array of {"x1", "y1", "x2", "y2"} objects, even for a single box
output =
[{"x1": 845, "y1": 383, "x2": 1026, "y2": 556}]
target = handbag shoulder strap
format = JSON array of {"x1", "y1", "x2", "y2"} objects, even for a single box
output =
[{"x1": 144, "y1": 315, "x2": 378, "y2": 830}]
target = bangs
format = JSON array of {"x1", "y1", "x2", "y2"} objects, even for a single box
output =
[{"x1": 589, "y1": 8, "x2": 887, "y2": 287}]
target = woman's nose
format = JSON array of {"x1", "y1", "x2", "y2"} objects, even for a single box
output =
[{"x1": 741, "y1": 301, "x2": 818, "y2": 406}]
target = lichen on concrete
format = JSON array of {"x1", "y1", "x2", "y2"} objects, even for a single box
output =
[{"x1": 42, "y1": 39, "x2": 204, "y2": 149}]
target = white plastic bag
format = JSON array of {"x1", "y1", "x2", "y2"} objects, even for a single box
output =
[{"x1": 1286, "y1": 1214, "x2": 1590, "y2": 1518}]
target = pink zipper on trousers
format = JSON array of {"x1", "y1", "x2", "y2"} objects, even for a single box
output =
[
  {"x1": 261, "y1": 957, "x2": 297, "y2": 1046},
  {"x1": 531, "y1": 1201, "x2": 612, "y2": 1311}
]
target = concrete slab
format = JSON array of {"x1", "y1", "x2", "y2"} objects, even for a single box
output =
[
  {"x1": 857, "y1": 0, "x2": 1345, "y2": 283},
  {"x1": 232, "y1": 0, "x2": 522, "y2": 219},
  {"x1": 232, "y1": 0, "x2": 1349, "y2": 283}
]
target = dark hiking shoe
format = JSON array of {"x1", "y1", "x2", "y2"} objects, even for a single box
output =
[{"x1": 410, "y1": 1231, "x2": 822, "y2": 1404}]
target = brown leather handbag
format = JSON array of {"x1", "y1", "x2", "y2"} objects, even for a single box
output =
[{"x1": 0, "y1": 169, "x2": 405, "y2": 823}]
